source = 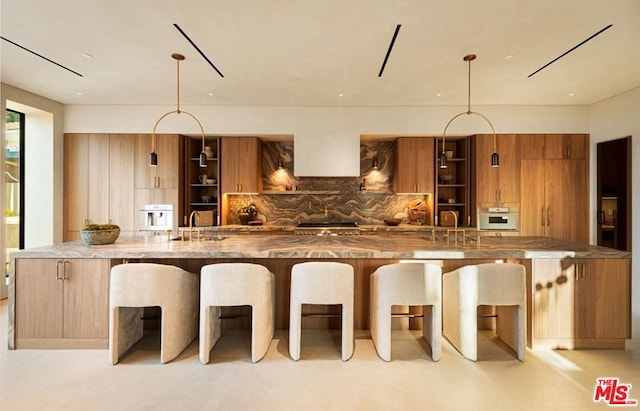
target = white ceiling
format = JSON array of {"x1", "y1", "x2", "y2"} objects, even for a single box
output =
[{"x1": 2, "y1": 0, "x2": 639, "y2": 107}]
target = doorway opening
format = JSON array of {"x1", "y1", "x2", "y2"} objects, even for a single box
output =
[
  {"x1": 5, "y1": 109, "x2": 25, "y2": 277},
  {"x1": 596, "y1": 136, "x2": 631, "y2": 251}
]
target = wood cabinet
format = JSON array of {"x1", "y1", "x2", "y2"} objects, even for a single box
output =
[
  {"x1": 64, "y1": 134, "x2": 135, "y2": 240},
  {"x1": 184, "y1": 137, "x2": 220, "y2": 226},
  {"x1": 531, "y1": 258, "x2": 630, "y2": 349},
  {"x1": 521, "y1": 134, "x2": 587, "y2": 160},
  {"x1": 474, "y1": 134, "x2": 520, "y2": 207},
  {"x1": 520, "y1": 159, "x2": 588, "y2": 242},
  {"x1": 14, "y1": 258, "x2": 111, "y2": 348},
  {"x1": 434, "y1": 138, "x2": 470, "y2": 226},
  {"x1": 134, "y1": 133, "x2": 184, "y2": 231},
  {"x1": 220, "y1": 137, "x2": 262, "y2": 194},
  {"x1": 393, "y1": 137, "x2": 435, "y2": 195}
]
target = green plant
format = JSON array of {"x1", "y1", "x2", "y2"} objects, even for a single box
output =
[
  {"x1": 234, "y1": 200, "x2": 258, "y2": 216},
  {"x1": 81, "y1": 223, "x2": 120, "y2": 231}
]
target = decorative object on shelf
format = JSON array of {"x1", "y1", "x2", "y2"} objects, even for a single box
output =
[
  {"x1": 149, "y1": 53, "x2": 208, "y2": 168},
  {"x1": 201, "y1": 195, "x2": 212, "y2": 203},
  {"x1": 439, "y1": 174, "x2": 453, "y2": 184},
  {"x1": 194, "y1": 210, "x2": 214, "y2": 227},
  {"x1": 198, "y1": 174, "x2": 209, "y2": 183},
  {"x1": 234, "y1": 200, "x2": 259, "y2": 225},
  {"x1": 440, "y1": 54, "x2": 498, "y2": 169},
  {"x1": 205, "y1": 178, "x2": 216, "y2": 185},
  {"x1": 204, "y1": 145, "x2": 215, "y2": 159},
  {"x1": 407, "y1": 199, "x2": 429, "y2": 225},
  {"x1": 80, "y1": 224, "x2": 120, "y2": 246},
  {"x1": 383, "y1": 217, "x2": 402, "y2": 226},
  {"x1": 445, "y1": 150, "x2": 454, "y2": 159}
]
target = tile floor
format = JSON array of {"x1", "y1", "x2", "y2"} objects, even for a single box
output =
[{"x1": 1, "y1": 300, "x2": 638, "y2": 411}]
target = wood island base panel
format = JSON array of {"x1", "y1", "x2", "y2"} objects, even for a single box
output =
[{"x1": 7, "y1": 234, "x2": 631, "y2": 351}]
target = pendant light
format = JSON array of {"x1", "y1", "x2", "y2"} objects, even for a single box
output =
[
  {"x1": 440, "y1": 54, "x2": 498, "y2": 168},
  {"x1": 150, "y1": 53, "x2": 207, "y2": 167}
]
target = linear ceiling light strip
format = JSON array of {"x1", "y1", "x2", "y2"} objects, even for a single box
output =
[
  {"x1": 528, "y1": 24, "x2": 613, "y2": 78},
  {"x1": 173, "y1": 24, "x2": 224, "y2": 77},
  {"x1": 1, "y1": 36, "x2": 83, "y2": 77},
  {"x1": 378, "y1": 24, "x2": 402, "y2": 77}
]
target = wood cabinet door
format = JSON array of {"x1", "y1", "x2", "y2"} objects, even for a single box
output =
[
  {"x1": 546, "y1": 160, "x2": 588, "y2": 242},
  {"x1": 87, "y1": 134, "x2": 110, "y2": 224},
  {"x1": 237, "y1": 137, "x2": 262, "y2": 193},
  {"x1": 497, "y1": 134, "x2": 520, "y2": 204},
  {"x1": 574, "y1": 259, "x2": 630, "y2": 339},
  {"x1": 414, "y1": 137, "x2": 435, "y2": 194},
  {"x1": 393, "y1": 137, "x2": 417, "y2": 193},
  {"x1": 474, "y1": 134, "x2": 500, "y2": 204},
  {"x1": 64, "y1": 133, "x2": 90, "y2": 234},
  {"x1": 63, "y1": 259, "x2": 110, "y2": 339},
  {"x1": 519, "y1": 134, "x2": 546, "y2": 159},
  {"x1": 135, "y1": 133, "x2": 156, "y2": 189},
  {"x1": 532, "y1": 259, "x2": 575, "y2": 340},
  {"x1": 109, "y1": 134, "x2": 135, "y2": 232},
  {"x1": 565, "y1": 134, "x2": 587, "y2": 160},
  {"x1": 155, "y1": 134, "x2": 181, "y2": 189},
  {"x1": 520, "y1": 160, "x2": 546, "y2": 236},
  {"x1": 220, "y1": 137, "x2": 239, "y2": 193},
  {"x1": 15, "y1": 259, "x2": 64, "y2": 339},
  {"x1": 543, "y1": 134, "x2": 565, "y2": 159}
]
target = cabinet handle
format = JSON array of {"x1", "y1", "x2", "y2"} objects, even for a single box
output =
[
  {"x1": 498, "y1": 190, "x2": 502, "y2": 202},
  {"x1": 56, "y1": 260, "x2": 63, "y2": 280},
  {"x1": 581, "y1": 263, "x2": 586, "y2": 279},
  {"x1": 541, "y1": 208, "x2": 545, "y2": 226},
  {"x1": 63, "y1": 260, "x2": 70, "y2": 280},
  {"x1": 495, "y1": 190, "x2": 498, "y2": 201},
  {"x1": 547, "y1": 208, "x2": 551, "y2": 226},
  {"x1": 239, "y1": 184, "x2": 242, "y2": 192},
  {"x1": 574, "y1": 264, "x2": 578, "y2": 280}
]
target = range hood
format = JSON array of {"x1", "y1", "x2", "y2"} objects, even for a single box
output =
[{"x1": 293, "y1": 131, "x2": 360, "y2": 177}]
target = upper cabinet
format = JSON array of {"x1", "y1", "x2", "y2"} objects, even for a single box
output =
[
  {"x1": 434, "y1": 137, "x2": 471, "y2": 226},
  {"x1": 134, "y1": 134, "x2": 182, "y2": 190},
  {"x1": 220, "y1": 137, "x2": 262, "y2": 194},
  {"x1": 473, "y1": 134, "x2": 520, "y2": 207},
  {"x1": 521, "y1": 134, "x2": 587, "y2": 160},
  {"x1": 393, "y1": 137, "x2": 434, "y2": 194}
]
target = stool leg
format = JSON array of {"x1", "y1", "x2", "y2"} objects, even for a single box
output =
[
  {"x1": 423, "y1": 304, "x2": 442, "y2": 361},
  {"x1": 289, "y1": 302, "x2": 302, "y2": 361},
  {"x1": 109, "y1": 306, "x2": 119, "y2": 365},
  {"x1": 341, "y1": 302, "x2": 354, "y2": 361},
  {"x1": 200, "y1": 305, "x2": 221, "y2": 364},
  {"x1": 109, "y1": 306, "x2": 144, "y2": 365},
  {"x1": 251, "y1": 303, "x2": 273, "y2": 363},
  {"x1": 371, "y1": 303, "x2": 392, "y2": 361}
]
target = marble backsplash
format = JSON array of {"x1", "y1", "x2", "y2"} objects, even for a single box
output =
[{"x1": 227, "y1": 141, "x2": 431, "y2": 225}]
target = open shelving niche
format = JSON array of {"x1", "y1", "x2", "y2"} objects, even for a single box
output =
[
  {"x1": 434, "y1": 137, "x2": 472, "y2": 227},
  {"x1": 184, "y1": 136, "x2": 220, "y2": 226}
]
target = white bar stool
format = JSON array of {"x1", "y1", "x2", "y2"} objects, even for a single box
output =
[
  {"x1": 370, "y1": 262, "x2": 442, "y2": 361},
  {"x1": 199, "y1": 263, "x2": 275, "y2": 364},
  {"x1": 443, "y1": 263, "x2": 526, "y2": 361},
  {"x1": 289, "y1": 262, "x2": 354, "y2": 361},
  {"x1": 109, "y1": 263, "x2": 199, "y2": 364}
]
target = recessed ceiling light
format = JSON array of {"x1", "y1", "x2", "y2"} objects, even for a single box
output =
[
  {"x1": 338, "y1": 93, "x2": 344, "y2": 97},
  {"x1": 81, "y1": 53, "x2": 93, "y2": 59},
  {"x1": 569, "y1": 92, "x2": 575, "y2": 96},
  {"x1": 77, "y1": 92, "x2": 83, "y2": 96},
  {"x1": 436, "y1": 92, "x2": 442, "y2": 97},
  {"x1": 209, "y1": 92, "x2": 214, "y2": 96},
  {"x1": 504, "y1": 54, "x2": 514, "y2": 60}
]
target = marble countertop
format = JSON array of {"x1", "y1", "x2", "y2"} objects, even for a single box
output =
[{"x1": 11, "y1": 234, "x2": 631, "y2": 260}]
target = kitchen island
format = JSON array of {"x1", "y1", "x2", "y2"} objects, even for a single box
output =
[{"x1": 7, "y1": 234, "x2": 631, "y2": 350}]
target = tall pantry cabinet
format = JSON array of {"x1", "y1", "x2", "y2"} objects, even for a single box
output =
[
  {"x1": 64, "y1": 133, "x2": 182, "y2": 240},
  {"x1": 519, "y1": 134, "x2": 589, "y2": 243}
]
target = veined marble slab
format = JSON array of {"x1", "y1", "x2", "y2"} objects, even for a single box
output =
[{"x1": 10, "y1": 235, "x2": 631, "y2": 260}]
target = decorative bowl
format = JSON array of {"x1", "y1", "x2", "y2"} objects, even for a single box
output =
[
  {"x1": 383, "y1": 218, "x2": 402, "y2": 226},
  {"x1": 439, "y1": 174, "x2": 453, "y2": 183},
  {"x1": 81, "y1": 226, "x2": 120, "y2": 246}
]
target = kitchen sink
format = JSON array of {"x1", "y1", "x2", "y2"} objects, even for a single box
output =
[{"x1": 297, "y1": 221, "x2": 358, "y2": 228}]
